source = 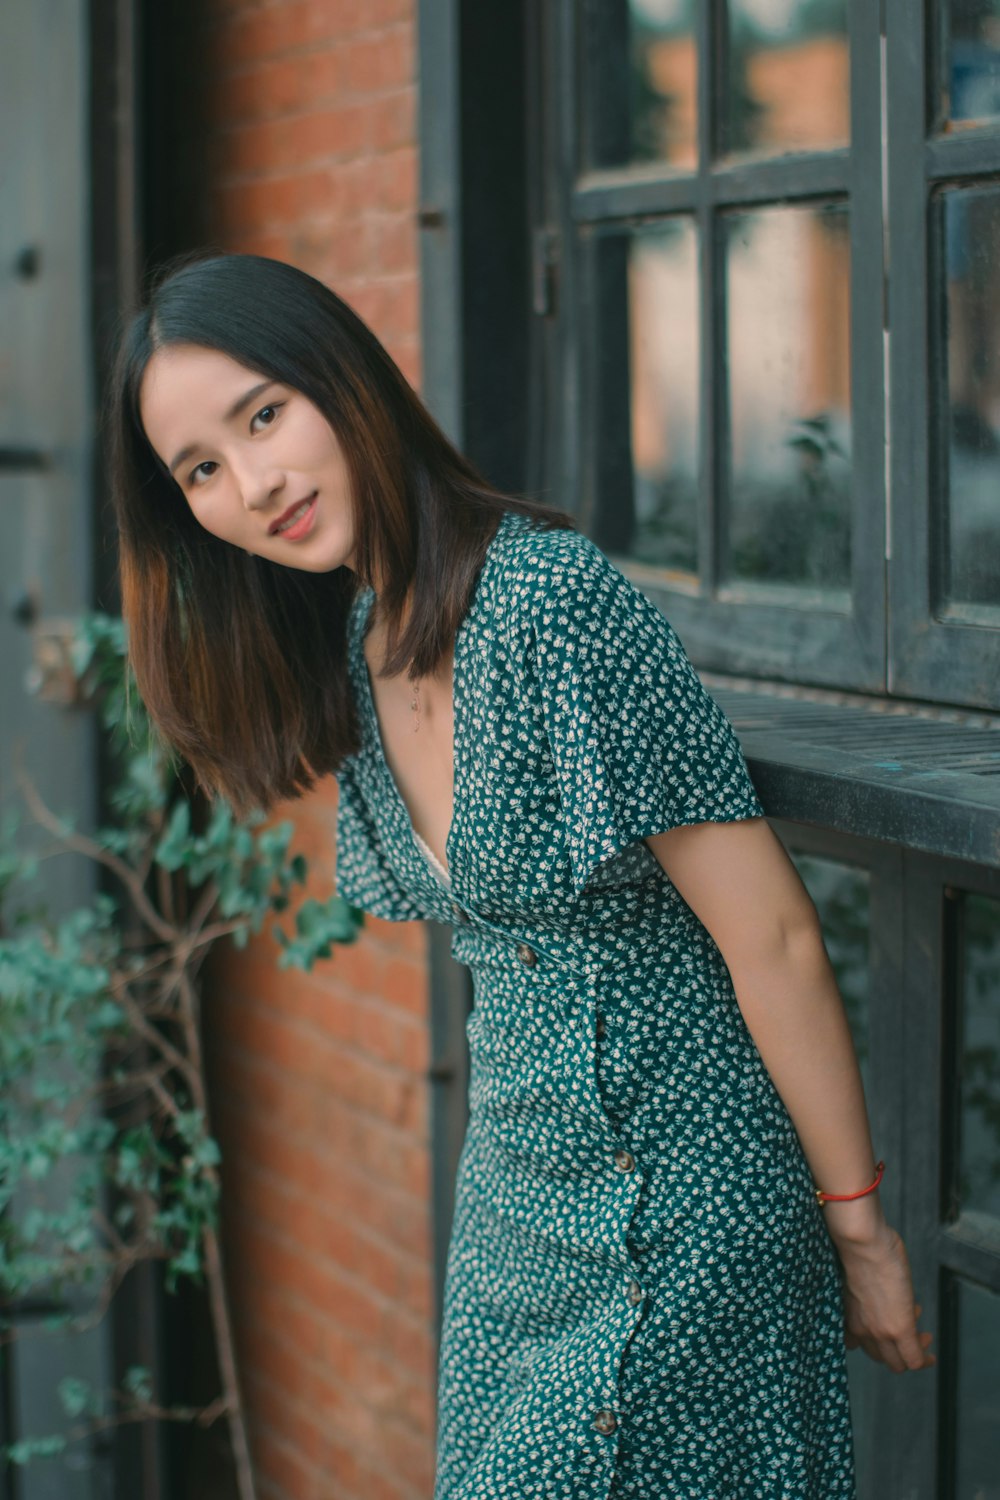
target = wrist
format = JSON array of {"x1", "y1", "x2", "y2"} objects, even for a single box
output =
[{"x1": 821, "y1": 1193, "x2": 891, "y2": 1251}]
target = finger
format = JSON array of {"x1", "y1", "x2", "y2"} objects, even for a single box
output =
[{"x1": 897, "y1": 1324, "x2": 933, "y2": 1371}]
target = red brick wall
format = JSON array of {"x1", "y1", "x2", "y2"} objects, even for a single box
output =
[{"x1": 195, "y1": 5, "x2": 436, "y2": 1497}]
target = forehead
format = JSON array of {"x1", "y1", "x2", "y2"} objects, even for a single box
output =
[{"x1": 138, "y1": 344, "x2": 268, "y2": 447}]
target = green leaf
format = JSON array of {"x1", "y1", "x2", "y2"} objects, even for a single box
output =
[{"x1": 57, "y1": 1376, "x2": 93, "y2": 1418}]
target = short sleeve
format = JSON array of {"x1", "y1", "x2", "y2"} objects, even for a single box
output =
[{"x1": 524, "y1": 532, "x2": 765, "y2": 896}]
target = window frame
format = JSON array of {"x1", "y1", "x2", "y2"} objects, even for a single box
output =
[
  {"x1": 542, "y1": 0, "x2": 887, "y2": 691},
  {"x1": 886, "y1": 0, "x2": 1000, "y2": 711}
]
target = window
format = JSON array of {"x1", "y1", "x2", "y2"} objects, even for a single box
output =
[{"x1": 540, "y1": 0, "x2": 1000, "y2": 710}]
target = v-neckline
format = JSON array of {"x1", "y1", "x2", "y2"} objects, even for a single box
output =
[{"x1": 353, "y1": 511, "x2": 514, "y2": 884}]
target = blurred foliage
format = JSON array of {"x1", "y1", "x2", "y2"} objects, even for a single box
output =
[{"x1": 0, "y1": 613, "x2": 362, "y2": 1481}]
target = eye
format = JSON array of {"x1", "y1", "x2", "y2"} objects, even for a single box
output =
[
  {"x1": 188, "y1": 460, "x2": 218, "y2": 487},
  {"x1": 250, "y1": 403, "x2": 282, "y2": 433}
]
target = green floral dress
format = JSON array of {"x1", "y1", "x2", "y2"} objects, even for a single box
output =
[{"x1": 334, "y1": 509, "x2": 856, "y2": 1499}]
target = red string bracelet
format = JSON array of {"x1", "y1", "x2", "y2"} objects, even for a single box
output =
[{"x1": 815, "y1": 1160, "x2": 885, "y2": 1207}]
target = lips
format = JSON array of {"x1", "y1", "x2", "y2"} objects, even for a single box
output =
[{"x1": 269, "y1": 492, "x2": 318, "y2": 536}]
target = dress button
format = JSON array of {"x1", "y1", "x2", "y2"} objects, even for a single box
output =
[
  {"x1": 613, "y1": 1149, "x2": 636, "y2": 1174},
  {"x1": 593, "y1": 1409, "x2": 617, "y2": 1435},
  {"x1": 626, "y1": 1279, "x2": 642, "y2": 1307},
  {"x1": 515, "y1": 942, "x2": 538, "y2": 967},
  {"x1": 595, "y1": 1013, "x2": 606, "y2": 1038},
  {"x1": 450, "y1": 901, "x2": 469, "y2": 924}
]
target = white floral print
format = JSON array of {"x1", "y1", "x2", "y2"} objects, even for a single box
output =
[{"x1": 334, "y1": 510, "x2": 855, "y2": 1500}]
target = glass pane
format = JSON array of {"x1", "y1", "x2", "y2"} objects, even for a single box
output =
[
  {"x1": 725, "y1": 202, "x2": 851, "y2": 591},
  {"x1": 956, "y1": 891, "x2": 1000, "y2": 1219},
  {"x1": 723, "y1": 0, "x2": 849, "y2": 158},
  {"x1": 590, "y1": 221, "x2": 700, "y2": 576},
  {"x1": 582, "y1": 0, "x2": 697, "y2": 171},
  {"x1": 947, "y1": 1, "x2": 1000, "y2": 128},
  {"x1": 943, "y1": 186, "x2": 1000, "y2": 608},
  {"x1": 954, "y1": 1279, "x2": 1000, "y2": 1499}
]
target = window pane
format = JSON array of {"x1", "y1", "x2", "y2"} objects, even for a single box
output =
[
  {"x1": 943, "y1": 186, "x2": 1000, "y2": 608},
  {"x1": 581, "y1": 0, "x2": 697, "y2": 171},
  {"x1": 725, "y1": 202, "x2": 851, "y2": 592},
  {"x1": 953, "y1": 1279, "x2": 1000, "y2": 1499},
  {"x1": 722, "y1": 0, "x2": 849, "y2": 158},
  {"x1": 947, "y1": 1, "x2": 1000, "y2": 128},
  {"x1": 956, "y1": 891, "x2": 1000, "y2": 1220},
  {"x1": 589, "y1": 221, "x2": 700, "y2": 576}
]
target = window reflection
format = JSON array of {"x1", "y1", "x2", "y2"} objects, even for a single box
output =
[
  {"x1": 953, "y1": 1278, "x2": 1000, "y2": 1498},
  {"x1": 943, "y1": 186, "x2": 1000, "y2": 609},
  {"x1": 947, "y1": 0, "x2": 1000, "y2": 128},
  {"x1": 627, "y1": 222, "x2": 700, "y2": 574},
  {"x1": 582, "y1": 0, "x2": 697, "y2": 171},
  {"x1": 723, "y1": 0, "x2": 849, "y2": 158},
  {"x1": 588, "y1": 222, "x2": 700, "y2": 575},
  {"x1": 725, "y1": 202, "x2": 851, "y2": 591},
  {"x1": 955, "y1": 891, "x2": 1000, "y2": 1220}
]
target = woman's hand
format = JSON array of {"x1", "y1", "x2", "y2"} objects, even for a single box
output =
[{"x1": 836, "y1": 1221, "x2": 937, "y2": 1373}]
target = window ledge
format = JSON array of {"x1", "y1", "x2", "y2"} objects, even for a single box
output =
[{"x1": 708, "y1": 679, "x2": 1000, "y2": 867}]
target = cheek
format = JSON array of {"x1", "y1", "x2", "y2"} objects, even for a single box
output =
[{"x1": 186, "y1": 491, "x2": 242, "y2": 540}]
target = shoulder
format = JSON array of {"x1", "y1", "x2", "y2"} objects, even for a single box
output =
[{"x1": 491, "y1": 513, "x2": 638, "y2": 630}]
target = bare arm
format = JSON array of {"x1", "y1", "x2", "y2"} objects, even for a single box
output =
[{"x1": 645, "y1": 815, "x2": 935, "y2": 1374}]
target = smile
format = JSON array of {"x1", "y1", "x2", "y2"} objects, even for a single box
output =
[{"x1": 270, "y1": 493, "x2": 318, "y2": 540}]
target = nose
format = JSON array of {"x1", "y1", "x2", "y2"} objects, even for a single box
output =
[{"x1": 233, "y1": 457, "x2": 285, "y2": 512}]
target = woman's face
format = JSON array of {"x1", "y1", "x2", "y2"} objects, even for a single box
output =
[{"x1": 139, "y1": 342, "x2": 357, "y2": 573}]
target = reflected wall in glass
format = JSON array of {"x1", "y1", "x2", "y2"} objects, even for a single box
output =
[
  {"x1": 725, "y1": 202, "x2": 851, "y2": 590},
  {"x1": 952, "y1": 1278, "x2": 1000, "y2": 1499},
  {"x1": 581, "y1": 0, "x2": 697, "y2": 171},
  {"x1": 627, "y1": 221, "x2": 700, "y2": 574},
  {"x1": 942, "y1": 186, "x2": 1000, "y2": 608},
  {"x1": 954, "y1": 891, "x2": 1000, "y2": 1220},
  {"x1": 946, "y1": 0, "x2": 1000, "y2": 128},
  {"x1": 588, "y1": 221, "x2": 700, "y2": 574},
  {"x1": 722, "y1": 0, "x2": 849, "y2": 158}
]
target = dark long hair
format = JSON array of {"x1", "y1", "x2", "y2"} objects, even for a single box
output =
[{"x1": 108, "y1": 251, "x2": 575, "y2": 813}]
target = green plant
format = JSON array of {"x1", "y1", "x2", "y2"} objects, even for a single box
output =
[{"x1": 0, "y1": 613, "x2": 363, "y2": 1499}]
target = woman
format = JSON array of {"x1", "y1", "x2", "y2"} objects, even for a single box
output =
[{"x1": 110, "y1": 251, "x2": 934, "y2": 1499}]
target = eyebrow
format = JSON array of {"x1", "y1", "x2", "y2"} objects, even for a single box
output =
[{"x1": 167, "y1": 380, "x2": 275, "y2": 477}]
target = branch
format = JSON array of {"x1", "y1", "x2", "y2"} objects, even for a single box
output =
[{"x1": 16, "y1": 771, "x2": 174, "y2": 945}]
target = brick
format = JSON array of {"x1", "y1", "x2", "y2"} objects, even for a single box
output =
[
  {"x1": 342, "y1": 27, "x2": 414, "y2": 95},
  {"x1": 373, "y1": 145, "x2": 419, "y2": 212},
  {"x1": 369, "y1": 86, "x2": 417, "y2": 151},
  {"x1": 378, "y1": 953, "x2": 428, "y2": 1016},
  {"x1": 371, "y1": 213, "x2": 417, "y2": 275}
]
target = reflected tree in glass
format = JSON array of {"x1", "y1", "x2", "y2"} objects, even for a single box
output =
[
  {"x1": 583, "y1": 0, "x2": 697, "y2": 171},
  {"x1": 627, "y1": 220, "x2": 699, "y2": 575},
  {"x1": 725, "y1": 202, "x2": 851, "y2": 591},
  {"x1": 723, "y1": 0, "x2": 849, "y2": 159},
  {"x1": 947, "y1": 0, "x2": 1000, "y2": 129},
  {"x1": 953, "y1": 1278, "x2": 1000, "y2": 1498},
  {"x1": 956, "y1": 892, "x2": 1000, "y2": 1220},
  {"x1": 942, "y1": 185, "x2": 1000, "y2": 608}
]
